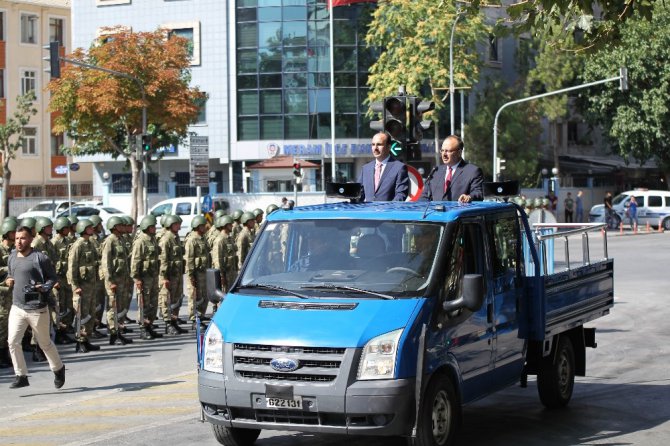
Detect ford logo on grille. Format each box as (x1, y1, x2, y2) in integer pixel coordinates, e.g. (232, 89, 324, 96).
(270, 357, 300, 372)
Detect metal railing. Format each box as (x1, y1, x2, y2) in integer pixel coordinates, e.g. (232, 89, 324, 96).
(533, 222, 608, 274)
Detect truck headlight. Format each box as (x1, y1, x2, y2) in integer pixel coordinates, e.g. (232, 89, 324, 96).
(357, 329, 403, 380)
(203, 323, 224, 373)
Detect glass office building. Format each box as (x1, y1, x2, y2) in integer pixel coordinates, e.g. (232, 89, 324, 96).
(235, 0, 377, 142)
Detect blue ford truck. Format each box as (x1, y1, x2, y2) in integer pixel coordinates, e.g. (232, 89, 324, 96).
(198, 196, 613, 446)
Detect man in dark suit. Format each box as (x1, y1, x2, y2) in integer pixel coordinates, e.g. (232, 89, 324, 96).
(420, 135, 484, 203)
(358, 132, 409, 202)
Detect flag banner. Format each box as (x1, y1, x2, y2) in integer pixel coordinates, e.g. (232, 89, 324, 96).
(329, 0, 376, 8)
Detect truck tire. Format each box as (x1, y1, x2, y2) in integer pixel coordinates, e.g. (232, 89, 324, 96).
(663, 217, 670, 231)
(415, 375, 460, 446)
(211, 425, 261, 446)
(537, 336, 575, 409)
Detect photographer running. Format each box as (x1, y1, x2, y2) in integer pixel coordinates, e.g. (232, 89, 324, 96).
(5, 225, 65, 389)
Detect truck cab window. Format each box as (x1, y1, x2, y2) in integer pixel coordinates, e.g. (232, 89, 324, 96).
(487, 215, 521, 278)
(442, 223, 484, 305)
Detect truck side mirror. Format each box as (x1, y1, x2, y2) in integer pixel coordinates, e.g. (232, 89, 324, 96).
(206, 268, 226, 304)
(443, 274, 484, 313)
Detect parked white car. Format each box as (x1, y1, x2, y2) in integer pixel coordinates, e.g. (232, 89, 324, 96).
(18, 200, 74, 219)
(56, 205, 125, 231)
(147, 196, 230, 236)
(589, 189, 670, 230)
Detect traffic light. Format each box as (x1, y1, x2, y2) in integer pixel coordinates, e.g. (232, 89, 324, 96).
(496, 157, 506, 173)
(408, 97, 435, 143)
(43, 41, 61, 78)
(369, 95, 408, 158)
(620, 67, 628, 91)
(141, 134, 152, 152)
(292, 162, 301, 177)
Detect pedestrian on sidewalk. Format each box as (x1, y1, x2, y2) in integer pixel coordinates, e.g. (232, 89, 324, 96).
(564, 192, 575, 223)
(5, 225, 65, 389)
(626, 196, 639, 232)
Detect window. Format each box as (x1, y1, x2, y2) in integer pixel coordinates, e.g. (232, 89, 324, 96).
(487, 34, 501, 64)
(20, 13, 38, 44)
(21, 127, 37, 156)
(164, 21, 201, 65)
(0, 12, 5, 40)
(0, 69, 5, 99)
(51, 133, 64, 156)
(175, 202, 192, 215)
(21, 69, 36, 96)
(111, 173, 158, 193)
(96, 0, 131, 5)
(194, 95, 207, 124)
(487, 215, 520, 280)
(49, 18, 64, 44)
(648, 196, 663, 207)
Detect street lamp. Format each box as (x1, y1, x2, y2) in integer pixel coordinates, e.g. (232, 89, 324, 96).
(449, 8, 465, 136)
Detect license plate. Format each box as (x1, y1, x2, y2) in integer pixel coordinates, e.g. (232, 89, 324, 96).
(266, 396, 303, 409)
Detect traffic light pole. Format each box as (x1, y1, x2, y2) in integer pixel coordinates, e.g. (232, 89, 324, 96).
(492, 70, 627, 181)
(55, 56, 149, 214)
(449, 9, 464, 136)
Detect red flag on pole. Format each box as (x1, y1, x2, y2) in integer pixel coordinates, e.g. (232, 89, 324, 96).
(329, 0, 376, 8)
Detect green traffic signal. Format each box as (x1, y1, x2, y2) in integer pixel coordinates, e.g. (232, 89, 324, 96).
(142, 134, 152, 152)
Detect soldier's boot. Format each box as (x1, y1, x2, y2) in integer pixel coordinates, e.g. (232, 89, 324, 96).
(140, 325, 155, 340)
(0, 347, 11, 368)
(172, 320, 188, 334)
(166, 321, 180, 335)
(120, 325, 134, 334)
(148, 324, 163, 339)
(61, 330, 76, 344)
(82, 340, 100, 351)
(32, 345, 47, 362)
(109, 331, 118, 345)
(75, 340, 86, 353)
(117, 331, 133, 345)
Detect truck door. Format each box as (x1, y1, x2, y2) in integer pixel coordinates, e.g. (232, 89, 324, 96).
(430, 220, 494, 403)
(485, 212, 526, 386)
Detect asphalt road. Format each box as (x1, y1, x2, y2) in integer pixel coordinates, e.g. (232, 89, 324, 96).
(1, 230, 669, 446)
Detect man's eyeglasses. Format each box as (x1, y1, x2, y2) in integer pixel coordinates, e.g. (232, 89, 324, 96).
(440, 149, 461, 154)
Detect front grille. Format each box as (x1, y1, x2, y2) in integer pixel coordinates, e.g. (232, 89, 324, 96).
(233, 343, 346, 383)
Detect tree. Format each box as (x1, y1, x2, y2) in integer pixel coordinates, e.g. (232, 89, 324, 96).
(0, 92, 37, 219)
(464, 78, 542, 187)
(581, 2, 670, 183)
(48, 28, 205, 219)
(365, 0, 489, 113)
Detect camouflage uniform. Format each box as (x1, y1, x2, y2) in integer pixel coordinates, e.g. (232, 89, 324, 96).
(184, 219, 210, 322)
(67, 221, 100, 351)
(100, 228, 131, 344)
(212, 229, 238, 293)
(130, 221, 161, 338)
(119, 220, 135, 323)
(158, 220, 187, 335)
(52, 229, 74, 336)
(236, 221, 254, 270)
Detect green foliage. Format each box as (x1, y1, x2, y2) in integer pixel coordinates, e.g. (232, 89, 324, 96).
(365, 0, 489, 113)
(464, 79, 542, 186)
(581, 2, 670, 175)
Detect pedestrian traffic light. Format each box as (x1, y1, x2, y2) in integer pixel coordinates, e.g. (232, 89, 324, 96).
(43, 41, 61, 79)
(619, 67, 628, 92)
(383, 96, 407, 142)
(292, 162, 301, 177)
(408, 97, 435, 143)
(496, 157, 506, 172)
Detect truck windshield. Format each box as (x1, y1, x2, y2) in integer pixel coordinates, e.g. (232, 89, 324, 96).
(239, 219, 443, 298)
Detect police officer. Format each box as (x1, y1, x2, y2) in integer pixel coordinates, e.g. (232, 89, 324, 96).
(52, 217, 75, 344)
(211, 216, 237, 293)
(184, 215, 210, 326)
(100, 216, 132, 345)
(158, 214, 187, 335)
(236, 212, 256, 269)
(130, 215, 162, 340)
(0, 219, 17, 368)
(67, 219, 101, 353)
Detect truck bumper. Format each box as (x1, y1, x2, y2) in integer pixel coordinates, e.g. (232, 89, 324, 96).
(198, 370, 415, 436)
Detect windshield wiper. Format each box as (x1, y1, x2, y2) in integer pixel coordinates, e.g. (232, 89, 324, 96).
(301, 284, 395, 300)
(237, 283, 309, 299)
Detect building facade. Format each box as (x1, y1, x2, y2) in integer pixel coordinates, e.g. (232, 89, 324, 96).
(0, 0, 92, 207)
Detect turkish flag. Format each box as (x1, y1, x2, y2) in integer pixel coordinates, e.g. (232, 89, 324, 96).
(329, 0, 376, 7)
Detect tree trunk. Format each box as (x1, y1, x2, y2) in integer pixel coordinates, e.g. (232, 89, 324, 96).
(130, 154, 143, 222)
(1, 163, 11, 220)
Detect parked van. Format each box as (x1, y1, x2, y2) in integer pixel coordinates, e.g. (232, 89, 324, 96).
(147, 196, 230, 236)
(589, 189, 670, 229)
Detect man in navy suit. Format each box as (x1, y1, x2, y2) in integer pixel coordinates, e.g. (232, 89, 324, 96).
(358, 132, 409, 202)
(420, 135, 484, 203)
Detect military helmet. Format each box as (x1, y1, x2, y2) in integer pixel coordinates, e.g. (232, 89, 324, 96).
(191, 215, 207, 229)
(0, 220, 17, 237)
(253, 208, 264, 217)
(122, 215, 134, 226)
(68, 215, 79, 226)
(164, 214, 182, 228)
(107, 216, 124, 231)
(240, 211, 255, 225)
(35, 217, 53, 234)
(88, 214, 102, 227)
(139, 215, 157, 232)
(214, 209, 227, 219)
(159, 213, 171, 228)
(214, 215, 233, 229)
(232, 210, 243, 221)
(75, 219, 94, 235)
(3, 216, 18, 225)
(54, 217, 71, 232)
(20, 217, 36, 230)
(266, 204, 279, 215)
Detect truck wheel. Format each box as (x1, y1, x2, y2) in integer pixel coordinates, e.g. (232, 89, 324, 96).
(663, 218, 670, 231)
(415, 375, 460, 446)
(211, 425, 261, 446)
(537, 336, 575, 409)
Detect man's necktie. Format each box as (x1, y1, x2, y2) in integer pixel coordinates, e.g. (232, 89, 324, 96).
(374, 162, 382, 191)
(444, 166, 452, 193)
